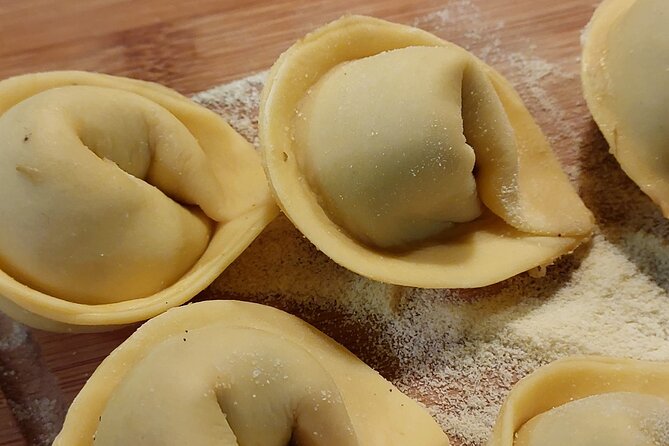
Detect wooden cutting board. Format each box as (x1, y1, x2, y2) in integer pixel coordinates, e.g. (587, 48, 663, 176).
(0, 1, 603, 445)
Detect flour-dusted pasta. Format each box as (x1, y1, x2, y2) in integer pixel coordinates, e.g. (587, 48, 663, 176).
(582, 0, 669, 216)
(260, 16, 593, 288)
(0, 71, 278, 331)
(54, 301, 450, 445)
(515, 393, 669, 446)
(489, 357, 669, 446)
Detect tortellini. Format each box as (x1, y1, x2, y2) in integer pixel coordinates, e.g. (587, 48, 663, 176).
(489, 356, 669, 446)
(53, 300, 450, 445)
(582, 0, 669, 216)
(0, 71, 277, 332)
(260, 16, 593, 288)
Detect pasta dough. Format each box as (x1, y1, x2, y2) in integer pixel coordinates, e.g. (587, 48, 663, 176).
(489, 356, 669, 446)
(295, 47, 482, 248)
(260, 16, 593, 288)
(0, 71, 278, 332)
(515, 393, 669, 446)
(582, 0, 669, 216)
(53, 300, 450, 445)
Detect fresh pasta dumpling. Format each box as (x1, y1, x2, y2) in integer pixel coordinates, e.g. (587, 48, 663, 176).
(489, 356, 669, 446)
(0, 71, 278, 332)
(582, 0, 669, 215)
(54, 300, 450, 445)
(515, 393, 669, 446)
(260, 16, 593, 288)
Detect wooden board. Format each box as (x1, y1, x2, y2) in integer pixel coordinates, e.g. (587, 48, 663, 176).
(0, 0, 627, 445)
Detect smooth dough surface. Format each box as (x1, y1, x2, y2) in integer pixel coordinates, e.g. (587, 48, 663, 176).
(296, 47, 482, 247)
(0, 71, 278, 331)
(489, 356, 669, 446)
(515, 392, 669, 446)
(261, 15, 593, 287)
(582, 0, 669, 215)
(54, 300, 450, 445)
(0, 86, 217, 304)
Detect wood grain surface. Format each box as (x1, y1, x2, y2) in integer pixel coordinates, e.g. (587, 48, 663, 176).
(0, 0, 599, 445)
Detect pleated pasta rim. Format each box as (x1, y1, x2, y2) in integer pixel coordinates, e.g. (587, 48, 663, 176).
(488, 355, 669, 445)
(0, 71, 279, 331)
(260, 15, 591, 289)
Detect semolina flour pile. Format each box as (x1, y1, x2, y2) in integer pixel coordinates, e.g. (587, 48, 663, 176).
(194, 2, 669, 445)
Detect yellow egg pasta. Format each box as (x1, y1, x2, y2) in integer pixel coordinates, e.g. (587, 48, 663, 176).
(0, 71, 278, 331)
(582, 0, 669, 216)
(489, 356, 669, 446)
(260, 16, 593, 288)
(54, 301, 450, 445)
